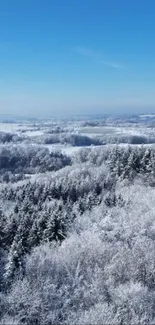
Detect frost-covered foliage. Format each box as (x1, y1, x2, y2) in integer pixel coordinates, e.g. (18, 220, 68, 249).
(36, 132, 103, 146)
(1, 144, 155, 324)
(35, 131, 155, 146)
(0, 132, 25, 143)
(75, 145, 155, 180)
(0, 146, 71, 175)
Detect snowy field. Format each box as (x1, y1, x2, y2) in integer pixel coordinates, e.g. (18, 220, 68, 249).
(80, 125, 155, 138)
(0, 117, 155, 157)
(0, 123, 43, 136)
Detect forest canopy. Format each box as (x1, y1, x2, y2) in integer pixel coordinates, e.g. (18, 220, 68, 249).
(0, 141, 155, 324)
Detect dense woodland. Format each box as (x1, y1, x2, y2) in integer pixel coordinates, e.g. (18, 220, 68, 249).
(1, 141, 155, 324)
(2, 128, 155, 146)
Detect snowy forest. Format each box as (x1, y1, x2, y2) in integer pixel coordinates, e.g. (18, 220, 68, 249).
(1, 117, 155, 324)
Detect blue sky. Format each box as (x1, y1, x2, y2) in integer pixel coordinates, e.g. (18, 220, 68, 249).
(0, 0, 155, 117)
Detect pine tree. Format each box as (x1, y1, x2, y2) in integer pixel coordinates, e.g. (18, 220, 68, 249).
(0, 209, 6, 248)
(5, 235, 25, 283)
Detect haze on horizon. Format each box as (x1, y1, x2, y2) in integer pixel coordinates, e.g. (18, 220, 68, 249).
(0, 0, 155, 117)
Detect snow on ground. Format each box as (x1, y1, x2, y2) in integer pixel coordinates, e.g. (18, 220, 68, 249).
(80, 125, 155, 138)
(0, 123, 45, 137)
(43, 144, 97, 155)
(44, 143, 155, 156)
(1, 121, 155, 157)
(0, 123, 41, 135)
(0, 123, 23, 134)
(139, 114, 155, 118)
(80, 126, 116, 135)
(23, 130, 44, 137)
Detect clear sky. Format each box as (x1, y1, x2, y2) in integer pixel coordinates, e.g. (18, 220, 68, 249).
(0, 0, 155, 117)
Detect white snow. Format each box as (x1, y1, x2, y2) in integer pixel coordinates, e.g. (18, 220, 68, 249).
(139, 114, 155, 118)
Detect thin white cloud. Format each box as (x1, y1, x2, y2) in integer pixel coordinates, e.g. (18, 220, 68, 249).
(99, 60, 124, 69)
(75, 46, 100, 58)
(75, 46, 124, 69)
